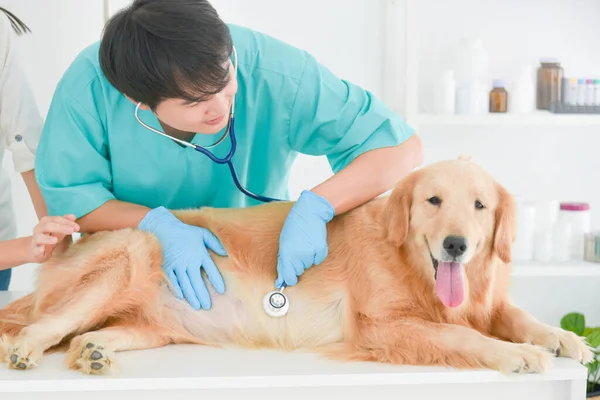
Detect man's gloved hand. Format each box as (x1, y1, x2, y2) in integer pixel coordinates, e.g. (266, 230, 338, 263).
(275, 190, 335, 288)
(138, 206, 227, 310)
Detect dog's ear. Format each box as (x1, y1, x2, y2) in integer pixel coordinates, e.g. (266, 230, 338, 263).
(382, 173, 416, 247)
(492, 183, 517, 263)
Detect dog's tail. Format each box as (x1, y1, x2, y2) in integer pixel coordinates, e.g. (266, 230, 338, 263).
(0, 292, 35, 336)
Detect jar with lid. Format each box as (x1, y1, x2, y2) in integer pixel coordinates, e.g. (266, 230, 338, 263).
(536, 58, 563, 110)
(489, 79, 507, 113)
(558, 202, 591, 259)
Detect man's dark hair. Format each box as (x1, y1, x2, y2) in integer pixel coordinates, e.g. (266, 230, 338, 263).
(0, 7, 31, 35)
(99, 0, 233, 110)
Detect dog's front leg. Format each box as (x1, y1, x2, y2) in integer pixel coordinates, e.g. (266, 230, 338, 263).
(490, 302, 594, 364)
(342, 318, 554, 374)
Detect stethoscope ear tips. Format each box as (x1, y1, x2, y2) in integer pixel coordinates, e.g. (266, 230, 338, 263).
(263, 285, 290, 317)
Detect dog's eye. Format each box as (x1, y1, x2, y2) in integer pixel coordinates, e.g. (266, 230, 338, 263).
(428, 196, 442, 206)
(475, 200, 485, 209)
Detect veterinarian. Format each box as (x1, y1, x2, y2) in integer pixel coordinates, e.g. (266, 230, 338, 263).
(0, 9, 79, 289)
(34, 0, 423, 310)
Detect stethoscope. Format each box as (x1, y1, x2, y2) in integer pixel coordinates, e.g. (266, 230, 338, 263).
(262, 285, 290, 318)
(133, 45, 290, 317)
(134, 46, 282, 204)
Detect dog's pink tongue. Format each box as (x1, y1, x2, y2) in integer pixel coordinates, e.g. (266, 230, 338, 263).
(435, 262, 465, 308)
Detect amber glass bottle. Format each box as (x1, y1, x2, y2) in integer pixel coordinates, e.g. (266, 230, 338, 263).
(536, 59, 563, 110)
(489, 79, 508, 113)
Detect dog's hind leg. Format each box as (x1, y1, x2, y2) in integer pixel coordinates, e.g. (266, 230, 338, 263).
(5, 240, 165, 371)
(64, 322, 172, 375)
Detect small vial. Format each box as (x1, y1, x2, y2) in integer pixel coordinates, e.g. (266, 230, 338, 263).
(577, 78, 587, 106)
(568, 78, 578, 105)
(586, 79, 595, 106)
(594, 79, 600, 106)
(489, 79, 508, 113)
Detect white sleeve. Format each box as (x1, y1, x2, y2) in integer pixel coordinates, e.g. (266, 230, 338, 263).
(0, 13, 43, 173)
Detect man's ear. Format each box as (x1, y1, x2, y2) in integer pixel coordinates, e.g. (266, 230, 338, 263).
(125, 95, 150, 110)
(492, 183, 517, 263)
(381, 173, 416, 247)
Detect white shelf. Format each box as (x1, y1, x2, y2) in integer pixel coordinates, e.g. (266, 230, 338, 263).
(415, 112, 600, 127)
(512, 260, 600, 277)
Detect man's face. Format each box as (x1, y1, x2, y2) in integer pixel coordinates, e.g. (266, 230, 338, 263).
(150, 59, 238, 135)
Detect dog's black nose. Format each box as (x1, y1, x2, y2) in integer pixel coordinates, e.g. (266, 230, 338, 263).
(443, 236, 468, 258)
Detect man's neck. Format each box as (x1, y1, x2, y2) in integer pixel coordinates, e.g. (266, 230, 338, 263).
(158, 121, 196, 144)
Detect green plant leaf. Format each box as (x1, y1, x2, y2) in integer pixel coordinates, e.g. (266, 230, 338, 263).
(584, 327, 595, 336)
(588, 359, 599, 385)
(560, 312, 585, 335)
(585, 328, 600, 349)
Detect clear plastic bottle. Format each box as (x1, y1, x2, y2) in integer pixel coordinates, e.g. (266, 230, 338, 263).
(489, 79, 507, 113)
(536, 59, 563, 110)
(434, 69, 456, 115)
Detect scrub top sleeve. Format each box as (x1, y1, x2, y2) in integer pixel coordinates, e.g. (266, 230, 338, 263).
(288, 53, 415, 174)
(35, 89, 116, 219)
(0, 14, 43, 173)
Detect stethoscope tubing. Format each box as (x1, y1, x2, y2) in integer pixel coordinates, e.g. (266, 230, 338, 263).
(132, 45, 282, 204)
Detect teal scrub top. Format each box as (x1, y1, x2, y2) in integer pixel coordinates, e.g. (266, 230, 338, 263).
(35, 24, 415, 219)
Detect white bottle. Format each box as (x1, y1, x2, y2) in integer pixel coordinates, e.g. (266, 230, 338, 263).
(434, 70, 456, 115)
(453, 38, 488, 115)
(558, 202, 591, 259)
(552, 219, 572, 262)
(510, 66, 536, 113)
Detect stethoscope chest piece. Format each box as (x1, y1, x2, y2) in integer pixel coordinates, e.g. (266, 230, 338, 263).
(263, 286, 289, 317)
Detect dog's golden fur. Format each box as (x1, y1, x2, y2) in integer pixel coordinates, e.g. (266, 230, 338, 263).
(0, 157, 593, 374)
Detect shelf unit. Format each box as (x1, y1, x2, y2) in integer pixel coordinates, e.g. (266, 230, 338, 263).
(384, 0, 600, 130)
(416, 112, 600, 127)
(512, 260, 600, 277)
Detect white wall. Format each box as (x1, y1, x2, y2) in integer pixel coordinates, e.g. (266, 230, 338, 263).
(2, 0, 599, 326)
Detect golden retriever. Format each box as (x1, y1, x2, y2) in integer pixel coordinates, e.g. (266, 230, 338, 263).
(0, 157, 593, 375)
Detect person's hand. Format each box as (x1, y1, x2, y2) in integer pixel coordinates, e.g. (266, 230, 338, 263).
(138, 206, 227, 310)
(275, 190, 335, 288)
(29, 214, 80, 263)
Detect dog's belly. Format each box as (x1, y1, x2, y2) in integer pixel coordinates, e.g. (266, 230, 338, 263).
(159, 274, 348, 350)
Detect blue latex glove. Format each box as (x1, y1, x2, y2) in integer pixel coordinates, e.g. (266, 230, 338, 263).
(275, 190, 335, 288)
(138, 206, 227, 310)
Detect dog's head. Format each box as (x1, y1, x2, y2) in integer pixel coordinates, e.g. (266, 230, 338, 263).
(382, 156, 516, 308)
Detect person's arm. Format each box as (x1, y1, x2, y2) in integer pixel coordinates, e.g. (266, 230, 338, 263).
(21, 170, 47, 219)
(275, 51, 422, 288)
(0, 215, 79, 270)
(33, 72, 150, 233)
(311, 134, 423, 215)
(76, 199, 150, 233)
(288, 53, 422, 206)
(0, 237, 30, 270)
(33, 59, 224, 311)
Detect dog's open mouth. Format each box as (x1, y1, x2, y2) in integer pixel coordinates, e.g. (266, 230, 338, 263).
(429, 249, 465, 308)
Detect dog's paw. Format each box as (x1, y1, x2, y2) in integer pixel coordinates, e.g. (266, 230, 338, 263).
(6, 337, 43, 370)
(488, 342, 554, 374)
(67, 340, 114, 375)
(528, 327, 595, 364)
